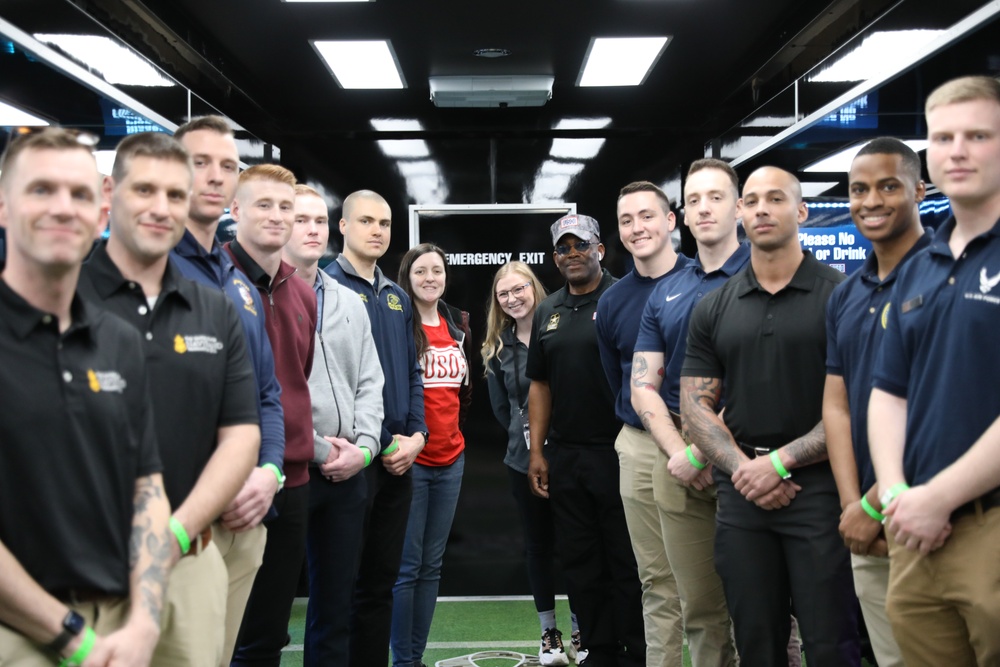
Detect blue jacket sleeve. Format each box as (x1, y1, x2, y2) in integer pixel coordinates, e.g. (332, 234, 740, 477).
(253, 292, 286, 469)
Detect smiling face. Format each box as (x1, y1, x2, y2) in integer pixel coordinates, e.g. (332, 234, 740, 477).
(848, 152, 925, 245)
(408, 250, 446, 307)
(284, 193, 329, 268)
(553, 233, 604, 289)
(616, 189, 675, 260)
(108, 155, 191, 263)
(740, 167, 807, 252)
(926, 98, 1000, 208)
(231, 177, 295, 253)
(495, 271, 536, 323)
(683, 167, 742, 248)
(178, 128, 239, 225)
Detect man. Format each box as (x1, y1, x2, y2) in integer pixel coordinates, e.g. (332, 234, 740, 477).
(283, 184, 385, 666)
(226, 164, 317, 666)
(823, 138, 929, 667)
(680, 167, 859, 666)
(594, 183, 685, 667)
(77, 132, 261, 666)
(169, 116, 285, 666)
(0, 128, 170, 666)
(527, 214, 645, 667)
(324, 190, 427, 667)
(869, 75, 1000, 667)
(631, 159, 748, 667)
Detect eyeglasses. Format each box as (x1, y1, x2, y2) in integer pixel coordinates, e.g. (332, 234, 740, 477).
(497, 282, 531, 302)
(554, 240, 598, 256)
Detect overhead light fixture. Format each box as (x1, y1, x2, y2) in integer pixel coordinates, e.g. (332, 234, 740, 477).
(370, 119, 429, 158)
(804, 139, 928, 173)
(549, 118, 611, 160)
(312, 40, 405, 89)
(473, 48, 511, 58)
(429, 76, 553, 108)
(0, 99, 49, 126)
(33, 34, 174, 87)
(577, 37, 669, 87)
(807, 30, 944, 83)
(554, 118, 612, 131)
(371, 118, 422, 132)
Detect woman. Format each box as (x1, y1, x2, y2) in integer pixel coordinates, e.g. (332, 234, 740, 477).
(482, 261, 584, 666)
(390, 243, 472, 667)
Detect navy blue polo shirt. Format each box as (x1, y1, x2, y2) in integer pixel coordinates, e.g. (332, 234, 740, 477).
(826, 231, 931, 492)
(873, 216, 1000, 486)
(596, 255, 688, 428)
(635, 243, 750, 413)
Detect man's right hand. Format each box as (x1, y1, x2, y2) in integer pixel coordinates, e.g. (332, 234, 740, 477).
(839, 499, 883, 555)
(528, 454, 549, 499)
(220, 467, 279, 532)
(752, 479, 802, 510)
(667, 446, 715, 490)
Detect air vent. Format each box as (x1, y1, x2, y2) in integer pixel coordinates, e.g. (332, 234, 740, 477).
(429, 76, 554, 108)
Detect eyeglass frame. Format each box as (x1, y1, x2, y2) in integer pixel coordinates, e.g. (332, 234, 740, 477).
(496, 282, 532, 302)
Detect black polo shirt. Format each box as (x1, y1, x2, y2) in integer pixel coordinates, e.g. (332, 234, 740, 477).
(79, 243, 259, 508)
(0, 279, 160, 596)
(682, 252, 845, 450)
(526, 269, 620, 446)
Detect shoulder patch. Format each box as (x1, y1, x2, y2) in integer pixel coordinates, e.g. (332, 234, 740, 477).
(546, 313, 560, 331)
(232, 278, 258, 316)
(387, 293, 403, 312)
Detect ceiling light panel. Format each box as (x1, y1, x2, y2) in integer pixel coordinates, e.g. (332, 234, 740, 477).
(33, 34, 175, 87)
(804, 139, 928, 173)
(577, 37, 670, 87)
(0, 100, 49, 126)
(550, 138, 605, 160)
(312, 40, 405, 89)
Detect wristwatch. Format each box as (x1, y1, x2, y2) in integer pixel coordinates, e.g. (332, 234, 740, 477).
(48, 609, 86, 654)
(417, 430, 430, 445)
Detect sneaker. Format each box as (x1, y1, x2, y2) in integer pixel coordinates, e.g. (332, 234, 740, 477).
(566, 630, 588, 664)
(539, 627, 570, 666)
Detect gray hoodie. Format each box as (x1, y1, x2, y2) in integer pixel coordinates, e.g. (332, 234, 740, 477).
(309, 271, 385, 463)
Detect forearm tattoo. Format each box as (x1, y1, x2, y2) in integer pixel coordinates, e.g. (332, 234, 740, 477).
(680, 376, 741, 475)
(782, 420, 828, 468)
(130, 476, 171, 625)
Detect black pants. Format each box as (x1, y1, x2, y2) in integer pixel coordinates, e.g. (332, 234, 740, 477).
(547, 443, 645, 667)
(304, 469, 368, 667)
(231, 483, 310, 667)
(349, 462, 413, 667)
(508, 466, 558, 614)
(713, 461, 860, 667)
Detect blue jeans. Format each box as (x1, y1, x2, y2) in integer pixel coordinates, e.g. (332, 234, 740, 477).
(390, 453, 465, 667)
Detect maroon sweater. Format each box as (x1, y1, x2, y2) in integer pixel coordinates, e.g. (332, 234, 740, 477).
(226, 240, 316, 488)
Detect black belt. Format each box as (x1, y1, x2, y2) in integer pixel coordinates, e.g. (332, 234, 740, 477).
(952, 487, 1000, 520)
(52, 588, 114, 604)
(737, 441, 772, 458)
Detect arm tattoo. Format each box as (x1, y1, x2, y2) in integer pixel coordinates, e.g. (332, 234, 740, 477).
(680, 376, 741, 476)
(782, 421, 828, 468)
(130, 476, 171, 625)
(631, 353, 661, 391)
(638, 409, 654, 431)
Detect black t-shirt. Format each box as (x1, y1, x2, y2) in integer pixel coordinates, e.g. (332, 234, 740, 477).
(0, 279, 161, 595)
(682, 252, 845, 449)
(78, 244, 259, 509)
(526, 270, 619, 446)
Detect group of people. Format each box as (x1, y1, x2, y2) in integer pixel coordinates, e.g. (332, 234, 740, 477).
(0, 72, 997, 667)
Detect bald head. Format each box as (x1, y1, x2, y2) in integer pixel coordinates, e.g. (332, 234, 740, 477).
(744, 167, 802, 203)
(342, 189, 390, 222)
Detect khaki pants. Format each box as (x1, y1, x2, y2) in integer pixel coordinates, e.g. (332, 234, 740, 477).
(215, 522, 267, 667)
(151, 540, 228, 667)
(850, 553, 903, 667)
(614, 425, 683, 667)
(0, 597, 129, 667)
(887, 504, 1000, 667)
(653, 447, 737, 667)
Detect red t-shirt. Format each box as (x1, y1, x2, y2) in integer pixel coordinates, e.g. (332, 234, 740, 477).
(417, 317, 467, 466)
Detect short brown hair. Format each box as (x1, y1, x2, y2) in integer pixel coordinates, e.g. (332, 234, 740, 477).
(926, 76, 1000, 114)
(687, 158, 739, 196)
(0, 127, 96, 187)
(618, 181, 671, 214)
(111, 132, 191, 183)
(238, 163, 296, 189)
(174, 115, 234, 143)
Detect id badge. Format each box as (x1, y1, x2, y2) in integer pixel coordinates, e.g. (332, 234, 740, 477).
(519, 407, 546, 449)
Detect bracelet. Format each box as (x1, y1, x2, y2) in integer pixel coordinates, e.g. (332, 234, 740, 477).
(685, 445, 707, 470)
(261, 463, 285, 492)
(361, 447, 373, 468)
(169, 516, 191, 555)
(860, 495, 886, 522)
(59, 626, 95, 667)
(879, 482, 910, 509)
(769, 450, 792, 480)
(382, 437, 399, 456)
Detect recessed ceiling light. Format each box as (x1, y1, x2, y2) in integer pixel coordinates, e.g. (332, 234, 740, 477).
(577, 37, 669, 87)
(473, 48, 511, 58)
(807, 30, 944, 83)
(804, 139, 928, 173)
(0, 99, 49, 126)
(33, 34, 175, 87)
(312, 40, 405, 89)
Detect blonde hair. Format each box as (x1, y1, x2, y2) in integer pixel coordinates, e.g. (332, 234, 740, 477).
(295, 183, 322, 198)
(481, 261, 547, 375)
(926, 75, 1000, 114)
(238, 163, 296, 189)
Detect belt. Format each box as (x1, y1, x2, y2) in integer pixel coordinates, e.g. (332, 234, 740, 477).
(183, 525, 213, 558)
(952, 487, 1000, 520)
(737, 441, 772, 458)
(669, 412, 682, 432)
(52, 588, 113, 604)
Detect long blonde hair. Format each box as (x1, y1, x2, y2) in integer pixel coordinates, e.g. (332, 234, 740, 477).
(481, 261, 547, 375)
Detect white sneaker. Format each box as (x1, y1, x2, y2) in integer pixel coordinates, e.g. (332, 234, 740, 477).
(539, 627, 570, 666)
(566, 630, 588, 664)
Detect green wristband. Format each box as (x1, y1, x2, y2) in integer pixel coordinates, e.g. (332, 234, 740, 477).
(769, 450, 792, 479)
(860, 495, 886, 523)
(261, 462, 285, 491)
(361, 447, 373, 468)
(382, 437, 399, 456)
(880, 482, 910, 509)
(59, 626, 95, 667)
(169, 516, 191, 555)
(685, 445, 707, 470)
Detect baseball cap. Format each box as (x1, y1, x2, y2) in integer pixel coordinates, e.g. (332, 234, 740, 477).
(550, 214, 601, 246)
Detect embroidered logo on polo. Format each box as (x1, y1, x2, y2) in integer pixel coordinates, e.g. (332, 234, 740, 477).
(387, 293, 403, 312)
(546, 313, 560, 331)
(962, 265, 1000, 306)
(232, 279, 258, 316)
(881, 302, 891, 330)
(173, 334, 224, 354)
(979, 267, 1000, 294)
(358, 292, 368, 303)
(87, 369, 127, 393)
(665, 293, 682, 302)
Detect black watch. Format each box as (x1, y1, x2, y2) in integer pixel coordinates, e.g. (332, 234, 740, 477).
(417, 430, 429, 445)
(48, 609, 86, 654)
